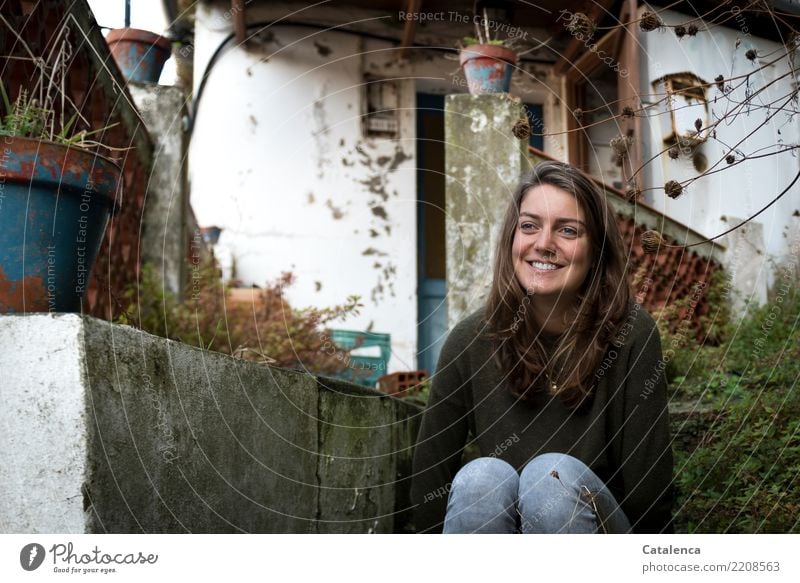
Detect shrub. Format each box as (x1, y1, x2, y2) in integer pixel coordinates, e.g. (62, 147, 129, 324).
(117, 257, 364, 376)
(671, 262, 800, 532)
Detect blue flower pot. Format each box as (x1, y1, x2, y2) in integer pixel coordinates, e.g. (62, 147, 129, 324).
(0, 137, 120, 313)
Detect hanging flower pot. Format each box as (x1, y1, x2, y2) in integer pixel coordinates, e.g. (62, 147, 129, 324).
(0, 137, 120, 313)
(106, 28, 171, 83)
(459, 44, 517, 95)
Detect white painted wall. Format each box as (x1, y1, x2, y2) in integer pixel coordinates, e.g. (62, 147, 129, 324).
(0, 314, 88, 533)
(189, 2, 566, 372)
(638, 8, 800, 275)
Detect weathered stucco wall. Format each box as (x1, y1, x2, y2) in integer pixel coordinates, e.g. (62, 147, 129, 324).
(0, 314, 421, 533)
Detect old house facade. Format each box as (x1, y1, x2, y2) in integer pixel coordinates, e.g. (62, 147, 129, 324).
(178, 0, 800, 375)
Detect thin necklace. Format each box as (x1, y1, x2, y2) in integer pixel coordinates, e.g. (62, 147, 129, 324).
(538, 335, 561, 392)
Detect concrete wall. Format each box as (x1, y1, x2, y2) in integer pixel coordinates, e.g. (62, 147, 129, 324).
(0, 314, 421, 534)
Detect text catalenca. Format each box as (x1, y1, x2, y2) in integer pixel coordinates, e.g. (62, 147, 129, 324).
(642, 545, 700, 555)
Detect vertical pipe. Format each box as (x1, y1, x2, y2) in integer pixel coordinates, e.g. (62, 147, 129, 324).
(124, 0, 131, 28)
(233, 0, 246, 45)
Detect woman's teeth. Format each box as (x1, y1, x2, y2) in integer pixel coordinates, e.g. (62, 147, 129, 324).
(530, 261, 560, 270)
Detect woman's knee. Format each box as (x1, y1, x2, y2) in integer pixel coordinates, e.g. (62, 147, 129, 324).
(451, 457, 519, 494)
(517, 453, 628, 533)
(520, 452, 591, 485)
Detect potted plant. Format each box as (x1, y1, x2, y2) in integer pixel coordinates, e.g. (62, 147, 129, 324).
(0, 85, 121, 314)
(105, 28, 172, 83)
(459, 9, 519, 94)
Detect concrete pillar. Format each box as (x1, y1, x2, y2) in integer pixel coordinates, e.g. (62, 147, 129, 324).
(128, 83, 190, 298)
(444, 94, 529, 328)
(722, 217, 769, 314)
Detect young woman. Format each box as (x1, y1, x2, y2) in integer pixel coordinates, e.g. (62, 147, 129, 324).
(410, 161, 674, 534)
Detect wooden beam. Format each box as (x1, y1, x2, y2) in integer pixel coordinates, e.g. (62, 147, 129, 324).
(399, 0, 422, 60)
(617, 0, 643, 192)
(554, 0, 615, 75)
(568, 26, 623, 79)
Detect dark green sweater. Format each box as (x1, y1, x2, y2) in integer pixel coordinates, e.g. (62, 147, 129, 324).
(410, 302, 674, 533)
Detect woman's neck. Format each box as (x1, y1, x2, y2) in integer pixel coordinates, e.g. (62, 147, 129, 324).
(530, 297, 577, 334)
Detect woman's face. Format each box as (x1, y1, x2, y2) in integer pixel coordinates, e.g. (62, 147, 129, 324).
(511, 183, 592, 302)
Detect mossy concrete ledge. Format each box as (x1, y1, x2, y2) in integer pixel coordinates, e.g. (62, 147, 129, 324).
(0, 314, 422, 533)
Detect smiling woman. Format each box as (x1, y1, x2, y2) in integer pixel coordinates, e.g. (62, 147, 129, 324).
(410, 161, 674, 534)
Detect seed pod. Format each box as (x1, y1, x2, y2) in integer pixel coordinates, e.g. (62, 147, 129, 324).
(746, 48, 757, 61)
(726, 153, 735, 164)
(665, 180, 683, 199)
(641, 230, 666, 255)
(625, 186, 642, 202)
(512, 117, 531, 140)
(622, 106, 635, 118)
(674, 25, 686, 38)
(610, 135, 631, 156)
(668, 146, 680, 159)
(687, 24, 699, 36)
(694, 118, 702, 132)
(567, 12, 596, 40)
(639, 11, 662, 32)
(715, 74, 725, 91)
(573, 107, 583, 121)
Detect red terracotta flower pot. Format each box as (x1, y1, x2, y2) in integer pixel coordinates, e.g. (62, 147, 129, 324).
(106, 28, 171, 83)
(459, 44, 517, 94)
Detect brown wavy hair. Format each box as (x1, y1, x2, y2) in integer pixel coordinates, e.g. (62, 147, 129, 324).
(484, 161, 630, 409)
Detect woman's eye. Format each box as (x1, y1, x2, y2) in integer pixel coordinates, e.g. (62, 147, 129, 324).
(561, 226, 578, 236)
(520, 222, 537, 232)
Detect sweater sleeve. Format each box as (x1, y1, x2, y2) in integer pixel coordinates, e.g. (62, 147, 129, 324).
(619, 312, 675, 533)
(409, 323, 471, 533)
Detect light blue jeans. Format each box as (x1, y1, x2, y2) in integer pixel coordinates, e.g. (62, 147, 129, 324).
(443, 454, 631, 533)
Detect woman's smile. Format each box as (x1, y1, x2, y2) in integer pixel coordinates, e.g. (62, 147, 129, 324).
(526, 260, 563, 272)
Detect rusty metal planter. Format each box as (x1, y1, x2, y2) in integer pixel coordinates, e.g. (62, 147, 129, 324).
(459, 44, 517, 94)
(106, 28, 171, 83)
(0, 137, 120, 313)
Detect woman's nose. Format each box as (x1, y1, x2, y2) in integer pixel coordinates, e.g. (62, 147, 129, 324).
(534, 228, 555, 252)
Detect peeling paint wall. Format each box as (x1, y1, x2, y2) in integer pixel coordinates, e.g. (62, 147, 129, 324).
(639, 8, 800, 290)
(191, 4, 418, 371)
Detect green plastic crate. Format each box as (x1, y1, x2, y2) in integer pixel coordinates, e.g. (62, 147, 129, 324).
(329, 329, 391, 387)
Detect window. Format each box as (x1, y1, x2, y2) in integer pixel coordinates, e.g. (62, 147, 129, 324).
(363, 75, 399, 138)
(652, 72, 710, 145)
